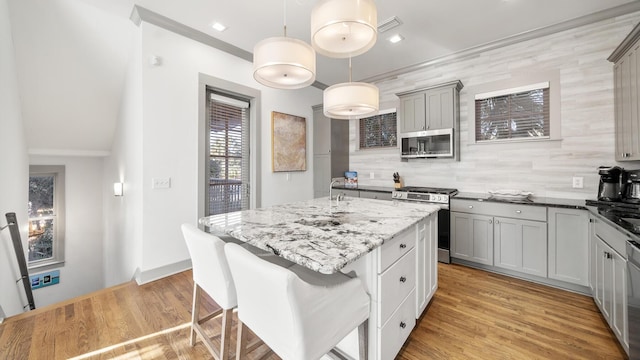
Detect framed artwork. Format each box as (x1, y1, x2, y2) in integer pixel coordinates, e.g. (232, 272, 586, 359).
(271, 111, 306, 172)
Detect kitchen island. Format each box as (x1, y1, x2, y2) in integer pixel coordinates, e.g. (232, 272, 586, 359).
(199, 197, 440, 360)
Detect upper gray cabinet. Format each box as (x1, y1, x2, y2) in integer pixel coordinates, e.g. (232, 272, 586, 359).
(397, 80, 463, 134)
(609, 22, 640, 161)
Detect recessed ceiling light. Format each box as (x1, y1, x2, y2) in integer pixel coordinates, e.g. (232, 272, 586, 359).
(389, 34, 404, 44)
(211, 22, 227, 32)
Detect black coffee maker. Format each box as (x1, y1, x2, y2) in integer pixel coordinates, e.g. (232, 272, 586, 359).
(598, 166, 624, 201)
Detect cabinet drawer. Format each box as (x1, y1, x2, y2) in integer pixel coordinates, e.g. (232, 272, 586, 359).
(379, 226, 415, 273)
(378, 289, 416, 360)
(451, 199, 546, 222)
(595, 218, 629, 256)
(378, 248, 416, 324)
(359, 191, 392, 201)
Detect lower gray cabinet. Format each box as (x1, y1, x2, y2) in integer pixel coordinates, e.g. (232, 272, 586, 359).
(548, 208, 589, 286)
(494, 217, 547, 277)
(451, 212, 494, 266)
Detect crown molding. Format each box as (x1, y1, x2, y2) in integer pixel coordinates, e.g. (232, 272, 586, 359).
(362, 2, 640, 84)
(28, 149, 110, 157)
(130, 6, 329, 91)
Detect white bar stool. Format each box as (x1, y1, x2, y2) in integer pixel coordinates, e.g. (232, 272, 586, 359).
(181, 223, 237, 360)
(224, 242, 371, 360)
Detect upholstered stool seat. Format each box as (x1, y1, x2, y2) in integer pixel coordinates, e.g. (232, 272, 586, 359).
(224, 242, 370, 360)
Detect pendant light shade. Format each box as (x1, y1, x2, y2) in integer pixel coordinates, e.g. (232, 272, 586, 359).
(253, 37, 316, 89)
(323, 82, 379, 119)
(311, 0, 377, 58)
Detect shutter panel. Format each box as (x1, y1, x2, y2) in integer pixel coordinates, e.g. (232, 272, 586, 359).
(207, 90, 250, 215)
(475, 87, 550, 142)
(359, 112, 398, 149)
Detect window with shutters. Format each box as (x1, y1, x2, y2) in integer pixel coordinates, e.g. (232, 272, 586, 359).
(358, 110, 398, 149)
(475, 82, 550, 142)
(28, 165, 65, 270)
(206, 90, 250, 215)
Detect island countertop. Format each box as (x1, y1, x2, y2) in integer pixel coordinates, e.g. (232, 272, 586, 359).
(199, 197, 440, 274)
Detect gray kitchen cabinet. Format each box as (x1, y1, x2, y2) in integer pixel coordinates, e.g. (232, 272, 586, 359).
(397, 80, 463, 134)
(548, 208, 589, 286)
(312, 105, 349, 198)
(451, 212, 494, 266)
(334, 188, 360, 198)
(494, 216, 547, 277)
(593, 217, 629, 353)
(359, 191, 393, 201)
(609, 22, 640, 161)
(415, 213, 437, 318)
(589, 213, 597, 294)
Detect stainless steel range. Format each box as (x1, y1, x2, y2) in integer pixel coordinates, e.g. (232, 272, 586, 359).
(392, 186, 458, 263)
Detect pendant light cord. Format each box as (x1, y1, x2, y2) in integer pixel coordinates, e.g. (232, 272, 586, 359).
(283, 0, 287, 37)
(349, 57, 352, 83)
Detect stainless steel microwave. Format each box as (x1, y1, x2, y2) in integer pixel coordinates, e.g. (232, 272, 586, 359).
(401, 128, 454, 158)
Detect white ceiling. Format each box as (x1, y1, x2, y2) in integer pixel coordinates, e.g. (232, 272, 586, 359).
(7, 0, 640, 153)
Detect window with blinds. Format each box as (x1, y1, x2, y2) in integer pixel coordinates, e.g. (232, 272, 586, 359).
(206, 90, 250, 215)
(475, 83, 550, 142)
(359, 111, 398, 149)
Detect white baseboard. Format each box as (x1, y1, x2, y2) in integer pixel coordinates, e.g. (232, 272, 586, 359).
(134, 259, 192, 285)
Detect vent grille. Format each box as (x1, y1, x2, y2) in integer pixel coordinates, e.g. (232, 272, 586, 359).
(378, 16, 402, 33)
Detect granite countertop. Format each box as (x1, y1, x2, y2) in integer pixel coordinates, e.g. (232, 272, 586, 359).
(584, 200, 640, 241)
(331, 184, 395, 193)
(199, 197, 439, 274)
(454, 192, 587, 209)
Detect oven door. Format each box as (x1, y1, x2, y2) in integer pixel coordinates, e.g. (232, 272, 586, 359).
(437, 208, 451, 263)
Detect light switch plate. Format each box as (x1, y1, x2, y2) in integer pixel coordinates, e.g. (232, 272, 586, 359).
(369, 172, 375, 179)
(152, 177, 171, 189)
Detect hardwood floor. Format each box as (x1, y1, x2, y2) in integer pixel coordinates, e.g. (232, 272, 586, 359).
(0, 264, 627, 359)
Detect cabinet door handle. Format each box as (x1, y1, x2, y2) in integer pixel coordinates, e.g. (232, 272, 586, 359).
(468, 205, 473, 209)
(489, 219, 493, 224)
(515, 210, 522, 214)
(400, 276, 407, 283)
(495, 220, 500, 224)
(400, 322, 406, 329)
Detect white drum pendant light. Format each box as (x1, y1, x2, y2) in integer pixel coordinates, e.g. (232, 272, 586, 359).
(253, 37, 315, 89)
(253, 1, 316, 89)
(311, 0, 377, 58)
(324, 58, 379, 119)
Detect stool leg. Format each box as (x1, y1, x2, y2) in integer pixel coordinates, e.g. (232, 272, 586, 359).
(236, 319, 247, 360)
(220, 308, 233, 360)
(191, 284, 201, 346)
(358, 319, 368, 360)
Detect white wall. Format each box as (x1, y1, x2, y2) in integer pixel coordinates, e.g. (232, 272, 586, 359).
(29, 155, 105, 307)
(351, 12, 640, 200)
(104, 21, 322, 285)
(103, 26, 143, 287)
(0, 0, 29, 317)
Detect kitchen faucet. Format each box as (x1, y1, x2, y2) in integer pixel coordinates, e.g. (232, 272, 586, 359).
(329, 178, 344, 205)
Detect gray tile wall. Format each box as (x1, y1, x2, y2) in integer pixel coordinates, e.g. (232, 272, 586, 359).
(349, 12, 640, 200)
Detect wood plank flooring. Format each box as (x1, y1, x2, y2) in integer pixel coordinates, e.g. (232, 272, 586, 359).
(0, 264, 627, 359)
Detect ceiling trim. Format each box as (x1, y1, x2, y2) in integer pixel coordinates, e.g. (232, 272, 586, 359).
(129, 6, 329, 90)
(130, 5, 252, 62)
(362, 2, 640, 84)
(28, 149, 111, 157)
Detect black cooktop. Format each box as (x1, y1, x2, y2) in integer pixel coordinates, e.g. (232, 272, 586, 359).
(396, 186, 458, 195)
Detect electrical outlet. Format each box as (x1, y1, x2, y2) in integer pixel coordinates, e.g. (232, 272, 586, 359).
(572, 176, 584, 189)
(369, 172, 375, 179)
(152, 177, 171, 189)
